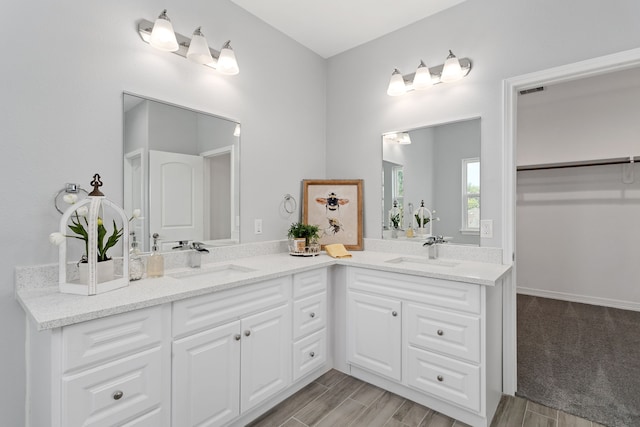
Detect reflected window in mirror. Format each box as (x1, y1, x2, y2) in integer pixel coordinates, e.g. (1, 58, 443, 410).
(382, 118, 480, 246)
(123, 93, 241, 252)
(462, 158, 480, 234)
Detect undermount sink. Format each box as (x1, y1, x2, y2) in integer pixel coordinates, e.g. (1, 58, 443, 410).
(385, 256, 460, 268)
(170, 264, 257, 280)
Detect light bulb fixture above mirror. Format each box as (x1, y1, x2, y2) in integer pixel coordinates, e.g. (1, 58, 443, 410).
(138, 10, 239, 75)
(386, 50, 471, 96)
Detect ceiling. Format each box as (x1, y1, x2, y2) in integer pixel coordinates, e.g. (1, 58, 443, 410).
(229, 0, 469, 58)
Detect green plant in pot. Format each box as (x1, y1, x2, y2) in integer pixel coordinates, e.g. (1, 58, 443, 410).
(287, 222, 320, 246)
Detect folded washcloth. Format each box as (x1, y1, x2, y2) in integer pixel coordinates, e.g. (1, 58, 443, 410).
(324, 243, 352, 258)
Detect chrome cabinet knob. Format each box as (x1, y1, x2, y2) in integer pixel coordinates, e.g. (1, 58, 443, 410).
(437, 375, 444, 382)
(112, 390, 124, 400)
(234, 334, 241, 341)
(437, 329, 444, 336)
(244, 330, 251, 337)
(310, 312, 316, 318)
(310, 351, 315, 358)
(392, 311, 398, 317)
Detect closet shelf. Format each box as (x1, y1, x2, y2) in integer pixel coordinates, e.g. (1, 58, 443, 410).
(517, 155, 639, 171)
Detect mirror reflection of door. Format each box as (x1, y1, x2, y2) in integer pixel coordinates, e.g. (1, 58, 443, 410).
(149, 151, 204, 251)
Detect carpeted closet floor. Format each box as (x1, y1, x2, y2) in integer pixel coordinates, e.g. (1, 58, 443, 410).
(517, 294, 640, 427)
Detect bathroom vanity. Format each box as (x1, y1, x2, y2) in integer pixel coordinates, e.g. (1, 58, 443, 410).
(17, 242, 510, 427)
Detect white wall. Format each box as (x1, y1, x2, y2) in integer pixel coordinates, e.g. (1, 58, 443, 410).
(517, 165, 640, 307)
(1, 1, 325, 424)
(517, 67, 640, 166)
(325, 0, 640, 249)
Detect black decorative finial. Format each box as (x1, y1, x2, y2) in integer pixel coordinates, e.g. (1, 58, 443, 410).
(88, 173, 104, 197)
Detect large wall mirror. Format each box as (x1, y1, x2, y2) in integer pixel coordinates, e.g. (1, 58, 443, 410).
(123, 93, 240, 252)
(382, 118, 480, 246)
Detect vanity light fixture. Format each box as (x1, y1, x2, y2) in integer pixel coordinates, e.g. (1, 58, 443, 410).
(233, 124, 241, 137)
(139, 10, 240, 75)
(149, 10, 179, 52)
(383, 132, 411, 144)
(387, 50, 471, 96)
(186, 27, 214, 64)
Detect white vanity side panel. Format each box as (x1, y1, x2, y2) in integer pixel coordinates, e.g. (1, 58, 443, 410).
(348, 267, 481, 314)
(485, 280, 504, 423)
(172, 277, 291, 339)
(26, 321, 55, 427)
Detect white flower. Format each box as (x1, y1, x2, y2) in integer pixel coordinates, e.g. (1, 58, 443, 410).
(132, 209, 141, 219)
(76, 206, 88, 217)
(63, 194, 78, 204)
(49, 232, 66, 246)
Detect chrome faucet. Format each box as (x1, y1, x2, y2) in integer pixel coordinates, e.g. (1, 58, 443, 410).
(189, 242, 210, 268)
(172, 240, 190, 250)
(423, 235, 445, 259)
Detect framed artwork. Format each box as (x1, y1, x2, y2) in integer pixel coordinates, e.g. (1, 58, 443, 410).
(303, 179, 363, 250)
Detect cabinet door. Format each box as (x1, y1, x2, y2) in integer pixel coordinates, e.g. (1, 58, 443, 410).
(240, 304, 292, 412)
(347, 290, 402, 381)
(172, 321, 240, 427)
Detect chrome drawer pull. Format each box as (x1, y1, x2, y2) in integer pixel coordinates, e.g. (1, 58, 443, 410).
(437, 375, 444, 382)
(244, 330, 251, 337)
(392, 311, 398, 317)
(310, 351, 315, 358)
(437, 329, 444, 336)
(310, 312, 316, 318)
(234, 334, 241, 341)
(112, 390, 124, 400)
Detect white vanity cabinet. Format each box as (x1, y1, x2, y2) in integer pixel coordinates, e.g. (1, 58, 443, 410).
(171, 276, 293, 427)
(292, 269, 328, 381)
(26, 305, 171, 427)
(345, 267, 503, 427)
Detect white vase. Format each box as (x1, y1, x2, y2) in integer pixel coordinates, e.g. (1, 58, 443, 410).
(78, 259, 115, 284)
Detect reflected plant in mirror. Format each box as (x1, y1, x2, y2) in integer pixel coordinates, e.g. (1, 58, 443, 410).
(382, 118, 481, 245)
(123, 93, 240, 252)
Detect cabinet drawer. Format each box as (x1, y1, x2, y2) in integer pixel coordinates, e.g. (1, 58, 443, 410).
(293, 292, 327, 340)
(407, 346, 480, 413)
(62, 305, 165, 373)
(406, 303, 480, 363)
(62, 347, 164, 427)
(293, 329, 327, 381)
(173, 277, 291, 338)
(293, 269, 327, 299)
(348, 267, 480, 314)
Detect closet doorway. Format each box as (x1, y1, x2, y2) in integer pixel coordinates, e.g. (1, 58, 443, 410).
(503, 51, 640, 426)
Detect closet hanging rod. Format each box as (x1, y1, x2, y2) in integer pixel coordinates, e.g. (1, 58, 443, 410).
(517, 156, 638, 171)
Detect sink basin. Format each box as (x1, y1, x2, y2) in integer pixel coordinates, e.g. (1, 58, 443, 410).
(385, 256, 459, 268)
(170, 264, 257, 280)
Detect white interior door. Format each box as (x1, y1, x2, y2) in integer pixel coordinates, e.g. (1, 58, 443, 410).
(149, 150, 204, 250)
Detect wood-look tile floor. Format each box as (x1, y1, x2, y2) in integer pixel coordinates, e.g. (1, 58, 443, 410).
(248, 370, 606, 427)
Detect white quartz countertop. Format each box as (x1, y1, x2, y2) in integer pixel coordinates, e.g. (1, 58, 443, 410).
(16, 250, 511, 331)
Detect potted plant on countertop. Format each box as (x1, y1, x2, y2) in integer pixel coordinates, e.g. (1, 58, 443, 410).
(287, 222, 320, 256)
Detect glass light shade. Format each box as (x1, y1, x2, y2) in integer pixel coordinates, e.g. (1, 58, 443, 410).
(149, 10, 179, 52)
(398, 132, 411, 144)
(187, 28, 214, 64)
(412, 60, 432, 90)
(233, 124, 241, 137)
(217, 41, 239, 75)
(440, 50, 463, 83)
(387, 69, 407, 96)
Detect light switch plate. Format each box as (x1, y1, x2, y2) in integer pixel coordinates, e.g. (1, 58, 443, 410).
(254, 219, 263, 234)
(480, 219, 493, 238)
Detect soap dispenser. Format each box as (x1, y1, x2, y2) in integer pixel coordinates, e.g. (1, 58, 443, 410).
(129, 232, 144, 281)
(147, 233, 164, 278)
